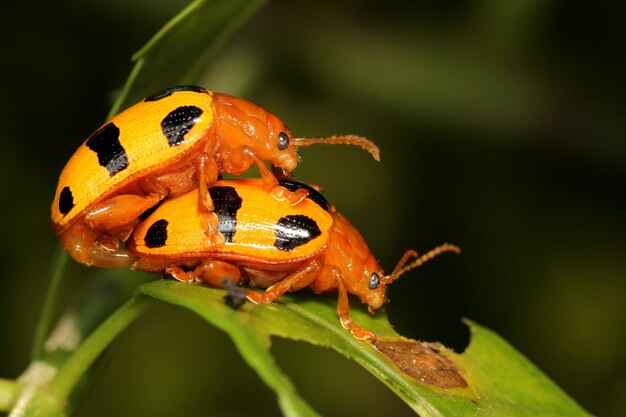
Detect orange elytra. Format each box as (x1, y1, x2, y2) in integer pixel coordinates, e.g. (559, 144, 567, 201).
(51, 86, 379, 268)
(128, 179, 459, 341)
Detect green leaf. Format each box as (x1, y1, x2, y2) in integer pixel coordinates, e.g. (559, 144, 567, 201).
(139, 280, 591, 417)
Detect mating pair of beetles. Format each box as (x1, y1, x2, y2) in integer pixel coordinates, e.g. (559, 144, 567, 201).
(51, 85, 459, 342)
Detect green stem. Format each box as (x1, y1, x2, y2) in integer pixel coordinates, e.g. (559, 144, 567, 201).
(132, 0, 205, 61)
(47, 296, 157, 401)
(31, 245, 69, 361)
(0, 378, 18, 412)
(107, 58, 144, 119)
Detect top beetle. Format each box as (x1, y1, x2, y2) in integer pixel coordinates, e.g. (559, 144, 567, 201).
(51, 86, 378, 268)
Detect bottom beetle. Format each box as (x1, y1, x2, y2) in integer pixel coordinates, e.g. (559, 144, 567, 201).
(128, 179, 459, 341)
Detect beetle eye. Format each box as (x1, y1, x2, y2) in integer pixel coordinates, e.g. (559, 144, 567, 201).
(368, 272, 380, 290)
(278, 132, 290, 150)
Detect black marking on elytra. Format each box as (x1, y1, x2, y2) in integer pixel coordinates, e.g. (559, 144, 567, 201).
(274, 215, 321, 251)
(279, 180, 331, 212)
(161, 106, 203, 147)
(138, 199, 164, 221)
(209, 186, 242, 243)
(58, 186, 75, 216)
(144, 85, 209, 102)
(85, 123, 129, 176)
(144, 219, 169, 248)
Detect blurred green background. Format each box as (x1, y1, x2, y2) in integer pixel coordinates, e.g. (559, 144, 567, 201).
(1, 0, 624, 416)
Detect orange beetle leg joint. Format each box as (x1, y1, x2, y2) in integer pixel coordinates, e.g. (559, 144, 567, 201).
(60, 222, 137, 269)
(250, 152, 279, 190)
(339, 316, 376, 342)
(197, 154, 218, 213)
(194, 260, 242, 287)
(246, 261, 321, 304)
(166, 266, 196, 282)
(249, 150, 309, 205)
(196, 154, 227, 247)
(333, 268, 377, 342)
(200, 211, 225, 247)
(286, 187, 309, 206)
(269, 185, 309, 206)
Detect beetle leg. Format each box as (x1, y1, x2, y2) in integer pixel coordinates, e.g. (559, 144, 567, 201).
(249, 153, 309, 206)
(166, 266, 196, 282)
(192, 260, 246, 308)
(198, 154, 218, 211)
(60, 221, 137, 268)
(245, 261, 321, 304)
(250, 152, 278, 188)
(197, 154, 225, 247)
(193, 259, 243, 286)
(270, 185, 309, 206)
(331, 268, 377, 342)
(85, 193, 163, 230)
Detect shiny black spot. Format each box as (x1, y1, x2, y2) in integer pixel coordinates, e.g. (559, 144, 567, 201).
(278, 132, 289, 150)
(209, 186, 242, 243)
(274, 215, 321, 251)
(369, 272, 381, 290)
(279, 180, 331, 212)
(86, 123, 129, 176)
(58, 186, 74, 216)
(144, 219, 168, 248)
(144, 85, 209, 102)
(161, 106, 203, 147)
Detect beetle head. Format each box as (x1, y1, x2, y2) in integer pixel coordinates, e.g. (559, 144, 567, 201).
(360, 254, 387, 313)
(212, 93, 380, 176)
(212, 93, 299, 174)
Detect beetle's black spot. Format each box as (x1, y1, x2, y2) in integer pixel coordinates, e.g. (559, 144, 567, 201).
(144, 85, 209, 102)
(274, 215, 321, 251)
(161, 106, 203, 147)
(144, 219, 169, 248)
(209, 186, 242, 243)
(138, 199, 164, 221)
(85, 123, 129, 176)
(279, 180, 331, 212)
(58, 186, 74, 216)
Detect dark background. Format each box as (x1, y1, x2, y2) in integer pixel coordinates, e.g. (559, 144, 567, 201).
(1, 1, 624, 416)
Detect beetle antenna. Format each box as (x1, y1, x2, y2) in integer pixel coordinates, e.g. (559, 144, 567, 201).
(386, 243, 461, 283)
(294, 135, 380, 161)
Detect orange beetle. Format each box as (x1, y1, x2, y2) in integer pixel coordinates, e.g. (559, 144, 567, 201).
(128, 179, 459, 341)
(51, 86, 379, 268)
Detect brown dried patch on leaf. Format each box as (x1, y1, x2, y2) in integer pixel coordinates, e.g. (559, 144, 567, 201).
(376, 339, 468, 389)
